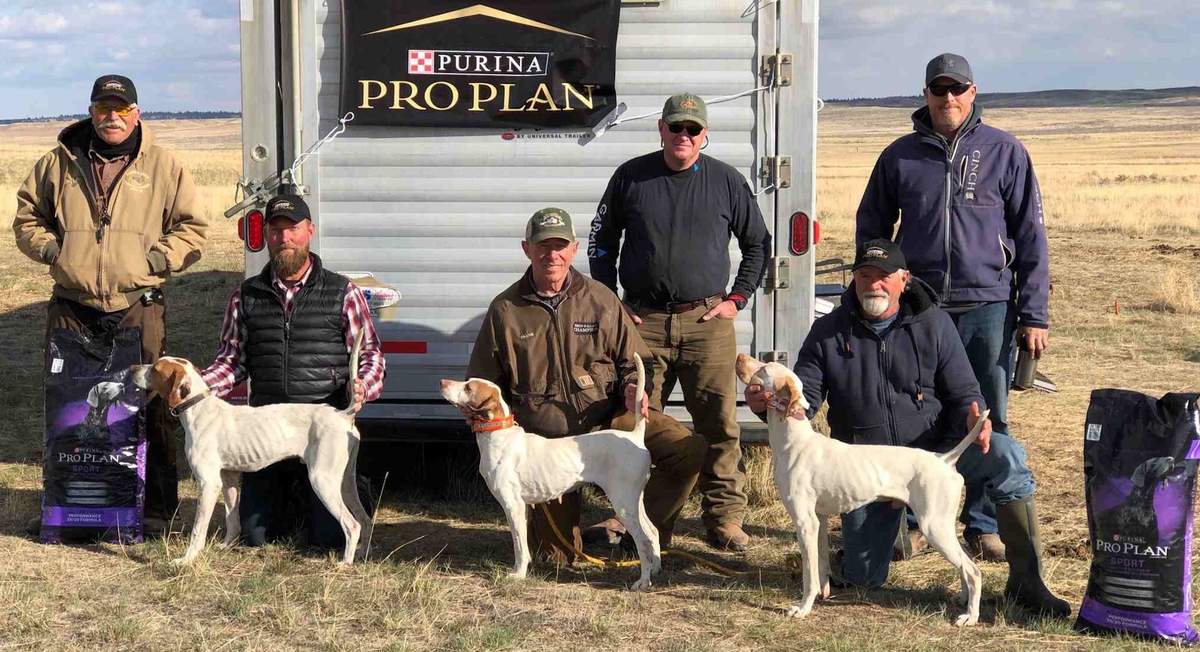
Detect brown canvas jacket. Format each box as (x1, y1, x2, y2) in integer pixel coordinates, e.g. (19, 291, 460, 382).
(467, 267, 654, 437)
(12, 120, 209, 311)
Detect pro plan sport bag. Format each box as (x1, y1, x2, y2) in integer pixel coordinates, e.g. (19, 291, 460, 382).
(1076, 389, 1200, 645)
(40, 328, 146, 544)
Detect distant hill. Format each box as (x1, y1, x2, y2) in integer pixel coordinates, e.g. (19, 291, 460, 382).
(0, 111, 240, 125)
(828, 87, 1200, 109)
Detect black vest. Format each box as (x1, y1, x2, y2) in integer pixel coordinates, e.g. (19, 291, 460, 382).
(241, 254, 351, 407)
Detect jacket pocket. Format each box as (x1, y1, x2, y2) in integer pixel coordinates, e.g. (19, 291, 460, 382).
(949, 203, 1008, 291)
(846, 423, 889, 446)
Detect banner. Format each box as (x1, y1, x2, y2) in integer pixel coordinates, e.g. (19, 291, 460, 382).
(340, 1, 620, 128)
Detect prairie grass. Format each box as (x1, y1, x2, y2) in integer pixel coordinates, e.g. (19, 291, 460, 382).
(0, 111, 1197, 650)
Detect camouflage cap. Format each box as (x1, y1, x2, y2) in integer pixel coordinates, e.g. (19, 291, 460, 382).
(661, 93, 708, 129)
(524, 207, 575, 244)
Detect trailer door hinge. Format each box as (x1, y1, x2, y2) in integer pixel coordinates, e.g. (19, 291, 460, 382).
(761, 53, 793, 87)
(760, 156, 792, 190)
(759, 350, 789, 365)
(764, 256, 791, 292)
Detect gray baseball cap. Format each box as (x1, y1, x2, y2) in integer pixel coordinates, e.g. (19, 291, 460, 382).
(925, 53, 973, 86)
(524, 207, 575, 244)
(661, 93, 708, 129)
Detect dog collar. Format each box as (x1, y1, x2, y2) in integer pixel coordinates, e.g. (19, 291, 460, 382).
(767, 398, 804, 419)
(170, 392, 208, 417)
(471, 415, 514, 432)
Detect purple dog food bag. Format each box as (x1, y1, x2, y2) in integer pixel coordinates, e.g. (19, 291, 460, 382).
(1076, 389, 1200, 645)
(40, 328, 146, 544)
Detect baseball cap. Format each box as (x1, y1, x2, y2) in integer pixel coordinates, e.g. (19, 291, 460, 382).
(91, 74, 138, 104)
(853, 239, 907, 274)
(925, 53, 973, 86)
(524, 207, 575, 244)
(661, 93, 708, 129)
(265, 193, 312, 222)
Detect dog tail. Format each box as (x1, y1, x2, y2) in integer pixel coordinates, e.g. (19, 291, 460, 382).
(339, 329, 366, 417)
(632, 352, 646, 437)
(937, 408, 990, 466)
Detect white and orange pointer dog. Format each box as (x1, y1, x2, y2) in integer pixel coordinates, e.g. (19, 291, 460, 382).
(130, 341, 371, 566)
(440, 354, 661, 590)
(735, 353, 985, 626)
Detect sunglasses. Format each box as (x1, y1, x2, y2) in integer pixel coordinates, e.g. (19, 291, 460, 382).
(926, 83, 972, 97)
(92, 102, 137, 117)
(667, 123, 704, 137)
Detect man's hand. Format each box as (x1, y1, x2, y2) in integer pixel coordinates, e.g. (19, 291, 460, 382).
(624, 382, 649, 418)
(621, 303, 643, 325)
(701, 299, 739, 322)
(1018, 325, 1049, 359)
(351, 379, 365, 414)
(744, 384, 771, 413)
(968, 401, 992, 454)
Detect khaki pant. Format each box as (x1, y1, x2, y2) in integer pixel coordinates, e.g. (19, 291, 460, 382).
(528, 408, 705, 563)
(45, 294, 179, 519)
(632, 303, 744, 531)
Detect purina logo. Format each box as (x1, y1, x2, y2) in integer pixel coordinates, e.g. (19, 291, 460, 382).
(408, 49, 549, 77)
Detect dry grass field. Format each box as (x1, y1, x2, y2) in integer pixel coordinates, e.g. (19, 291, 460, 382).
(0, 108, 1198, 651)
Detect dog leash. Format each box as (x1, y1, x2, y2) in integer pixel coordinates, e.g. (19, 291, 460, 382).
(536, 503, 763, 578)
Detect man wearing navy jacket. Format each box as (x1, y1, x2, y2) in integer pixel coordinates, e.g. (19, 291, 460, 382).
(856, 53, 1051, 563)
(746, 240, 1068, 618)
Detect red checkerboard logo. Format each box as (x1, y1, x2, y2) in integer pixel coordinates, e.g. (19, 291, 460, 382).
(408, 50, 434, 74)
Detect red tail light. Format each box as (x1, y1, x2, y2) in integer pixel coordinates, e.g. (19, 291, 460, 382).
(245, 209, 265, 252)
(790, 211, 811, 255)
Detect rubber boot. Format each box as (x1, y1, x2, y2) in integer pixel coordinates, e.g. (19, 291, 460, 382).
(996, 497, 1071, 618)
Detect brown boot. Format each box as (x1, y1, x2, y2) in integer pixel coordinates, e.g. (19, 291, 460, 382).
(582, 517, 626, 546)
(891, 527, 928, 561)
(964, 530, 1006, 563)
(705, 523, 750, 552)
(996, 497, 1071, 618)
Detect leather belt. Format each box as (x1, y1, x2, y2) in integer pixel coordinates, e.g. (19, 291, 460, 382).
(649, 293, 724, 314)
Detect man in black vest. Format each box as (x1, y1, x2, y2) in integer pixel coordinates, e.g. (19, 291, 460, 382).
(201, 194, 385, 552)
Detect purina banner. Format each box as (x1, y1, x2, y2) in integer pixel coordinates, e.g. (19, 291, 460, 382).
(340, 1, 621, 128)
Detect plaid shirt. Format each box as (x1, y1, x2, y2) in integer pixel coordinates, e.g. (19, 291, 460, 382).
(200, 261, 386, 403)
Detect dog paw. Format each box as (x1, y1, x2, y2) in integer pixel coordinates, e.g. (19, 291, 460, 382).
(169, 556, 192, 566)
(506, 570, 528, 580)
(819, 583, 831, 600)
(954, 613, 978, 627)
(785, 604, 811, 618)
(631, 577, 653, 592)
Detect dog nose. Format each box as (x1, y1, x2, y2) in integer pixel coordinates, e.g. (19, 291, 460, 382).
(440, 379, 453, 390)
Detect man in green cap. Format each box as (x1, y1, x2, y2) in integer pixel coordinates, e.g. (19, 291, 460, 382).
(468, 208, 706, 564)
(589, 93, 771, 551)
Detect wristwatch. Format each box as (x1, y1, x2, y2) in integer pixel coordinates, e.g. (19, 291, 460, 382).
(726, 293, 748, 311)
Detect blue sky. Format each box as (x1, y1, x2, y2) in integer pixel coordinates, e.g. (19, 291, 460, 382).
(1, 0, 1196, 118)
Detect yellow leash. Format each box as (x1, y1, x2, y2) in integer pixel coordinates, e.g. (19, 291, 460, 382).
(537, 503, 760, 578)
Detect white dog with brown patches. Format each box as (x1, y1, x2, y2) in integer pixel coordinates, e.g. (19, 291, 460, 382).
(735, 353, 984, 626)
(440, 353, 661, 590)
(130, 354, 371, 566)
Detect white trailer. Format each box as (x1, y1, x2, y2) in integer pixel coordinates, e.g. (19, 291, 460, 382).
(232, 0, 821, 442)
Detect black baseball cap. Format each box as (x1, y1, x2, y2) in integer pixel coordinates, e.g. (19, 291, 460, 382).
(925, 53, 973, 86)
(853, 239, 907, 274)
(91, 75, 138, 104)
(265, 193, 312, 222)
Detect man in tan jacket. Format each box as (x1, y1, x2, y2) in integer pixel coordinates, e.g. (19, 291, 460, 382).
(13, 75, 209, 533)
(468, 208, 706, 563)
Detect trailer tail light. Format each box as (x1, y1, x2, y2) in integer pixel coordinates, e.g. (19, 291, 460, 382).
(790, 211, 815, 255)
(243, 209, 265, 252)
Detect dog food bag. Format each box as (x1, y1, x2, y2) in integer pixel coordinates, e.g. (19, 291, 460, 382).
(40, 328, 146, 544)
(1076, 389, 1200, 644)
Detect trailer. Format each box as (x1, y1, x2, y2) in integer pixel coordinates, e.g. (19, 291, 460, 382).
(231, 0, 821, 443)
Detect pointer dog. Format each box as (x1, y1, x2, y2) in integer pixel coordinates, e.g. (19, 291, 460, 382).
(130, 343, 370, 565)
(440, 354, 661, 590)
(735, 353, 985, 626)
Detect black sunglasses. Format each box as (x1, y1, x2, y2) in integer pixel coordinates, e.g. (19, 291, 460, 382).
(667, 123, 704, 137)
(927, 82, 972, 97)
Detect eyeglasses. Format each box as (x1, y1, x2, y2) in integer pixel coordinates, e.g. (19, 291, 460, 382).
(667, 123, 704, 137)
(92, 102, 137, 117)
(926, 83, 972, 97)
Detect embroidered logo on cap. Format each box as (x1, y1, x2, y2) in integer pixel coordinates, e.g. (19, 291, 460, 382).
(538, 212, 565, 227)
(680, 98, 697, 110)
(272, 200, 295, 211)
(864, 246, 888, 260)
(102, 80, 126, 92)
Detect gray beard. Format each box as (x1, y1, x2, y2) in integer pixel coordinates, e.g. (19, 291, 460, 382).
(861, 295, 891, 318)
(272, 247, 309, 278)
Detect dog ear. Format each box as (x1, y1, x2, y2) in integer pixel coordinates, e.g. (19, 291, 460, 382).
(86, 384, 101, 408)
(165, 365, 191, 409)
(735, 353, 763, 384)
(781, 377, 811, 417)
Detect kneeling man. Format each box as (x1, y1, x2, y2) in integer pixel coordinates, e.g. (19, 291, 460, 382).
(746, 239, 1068, 617)
(468, 208, 706, 562)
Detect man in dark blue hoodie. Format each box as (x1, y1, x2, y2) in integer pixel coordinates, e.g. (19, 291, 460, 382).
(746, 240, 1068, 617)
(856, 53, 1051, 563)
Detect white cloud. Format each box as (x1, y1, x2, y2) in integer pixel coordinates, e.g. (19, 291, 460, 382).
(0, 10, 68, 36)
(184, 7, 232, 34)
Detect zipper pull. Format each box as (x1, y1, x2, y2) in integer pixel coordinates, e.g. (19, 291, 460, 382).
(95, 210, 111, 243)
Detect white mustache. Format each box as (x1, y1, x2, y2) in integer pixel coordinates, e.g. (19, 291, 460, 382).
(99, 120, 124, 129)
